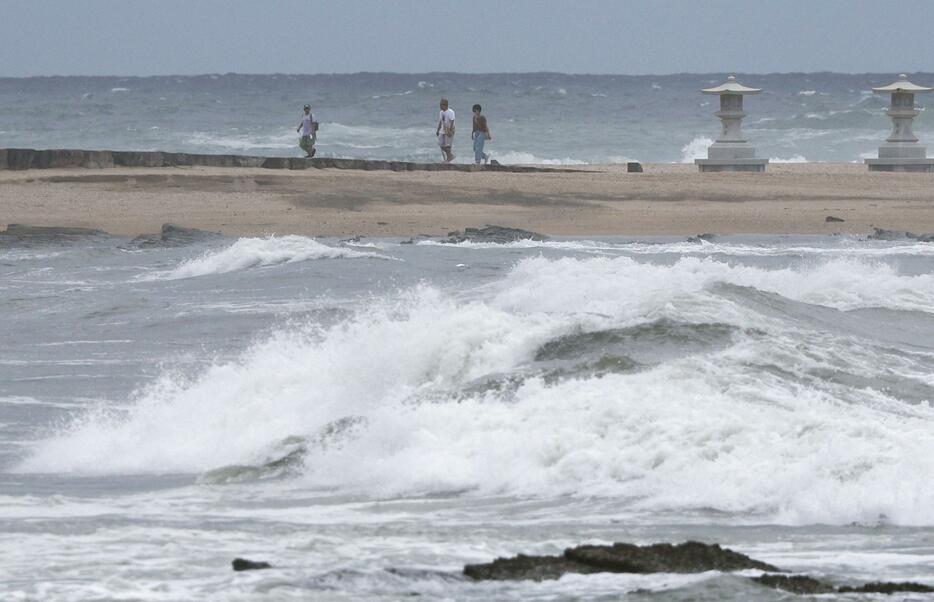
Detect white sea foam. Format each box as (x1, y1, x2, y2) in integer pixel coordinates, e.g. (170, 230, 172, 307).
(22, 255, 934, 525)
(680, 137, 714, 163)
(769, 155, 808, 163)
(184, 131, 296, 151)
(143, 236, 392, 280)
(798, 90, 817, 96)
(492, 151, 589, 165)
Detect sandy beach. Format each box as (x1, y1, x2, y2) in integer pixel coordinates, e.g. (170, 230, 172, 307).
(3, 163, 934, 238)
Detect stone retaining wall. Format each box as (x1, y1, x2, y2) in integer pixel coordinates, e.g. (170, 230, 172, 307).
(0, 148, 580, 173)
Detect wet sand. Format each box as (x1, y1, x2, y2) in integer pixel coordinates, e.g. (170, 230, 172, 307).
(2, 163, 934, 238)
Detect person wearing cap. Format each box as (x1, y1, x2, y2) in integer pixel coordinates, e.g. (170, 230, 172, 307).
(297, 104, 318, 158)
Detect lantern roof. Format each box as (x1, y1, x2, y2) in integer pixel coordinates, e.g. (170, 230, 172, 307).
(702, 75, 762, 95)
(873, 74, 933, 94)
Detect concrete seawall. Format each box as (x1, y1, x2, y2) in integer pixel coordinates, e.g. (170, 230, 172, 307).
(0, 148, 582, 173)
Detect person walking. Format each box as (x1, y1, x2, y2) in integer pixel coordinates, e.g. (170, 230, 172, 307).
(436, 98, 456, 162)
(471, 104, 491, 165)
(297, 104, 317, 158)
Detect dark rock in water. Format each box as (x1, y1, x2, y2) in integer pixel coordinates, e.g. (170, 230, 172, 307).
(825, 215, 845, 222)
(464, 553, 599, 581)
(686, 233, 717, 243)
(464, 541, 779, 581)
(232, 558, 271, 572)
(444, 225, 548, 244)
(627, 162, 643, 173)
(753, 574, 835, 594)
(867, 227, 934, 242)
(0, 223, 109, 246)
(130, 223, 224, 247)
(837, 581, 934, 594)
(565, 541, 779, 574)
(489, 159, 501, 166)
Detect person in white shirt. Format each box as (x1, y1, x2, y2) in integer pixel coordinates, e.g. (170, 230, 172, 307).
(435, 98, 456, 162)
(296, 104, 317, 158)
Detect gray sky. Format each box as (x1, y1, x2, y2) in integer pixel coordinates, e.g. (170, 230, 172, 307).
(3, 0, 934, 76)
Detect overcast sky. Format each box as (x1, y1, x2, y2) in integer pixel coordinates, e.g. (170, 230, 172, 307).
(3, 0, 934, 77)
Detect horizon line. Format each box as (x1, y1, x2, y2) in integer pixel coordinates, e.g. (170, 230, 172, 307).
(1, 70, 932, 80)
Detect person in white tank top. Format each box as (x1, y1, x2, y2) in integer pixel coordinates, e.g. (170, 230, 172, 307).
(435, 98, 456, 162)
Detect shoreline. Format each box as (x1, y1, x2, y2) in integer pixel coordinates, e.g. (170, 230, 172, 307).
(2, 163, 934, 238)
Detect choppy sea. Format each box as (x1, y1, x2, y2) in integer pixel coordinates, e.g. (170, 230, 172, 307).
(1, 72, 933, 164)
(3, 230, 934, 600)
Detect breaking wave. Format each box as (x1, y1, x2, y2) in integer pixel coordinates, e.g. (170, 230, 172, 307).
(680, 137, 714, 163)
(143, 236, 392, 280)
(21, 255, 934, 525)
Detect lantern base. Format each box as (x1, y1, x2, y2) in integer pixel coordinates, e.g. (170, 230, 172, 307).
(865, 158, 934, 172)
(695, 158, 769, 172)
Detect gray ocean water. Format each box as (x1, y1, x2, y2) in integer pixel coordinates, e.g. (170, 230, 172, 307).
(4, 72, 934, 599)
(3, 230, 934, 600)
(2, 72, 933, 163)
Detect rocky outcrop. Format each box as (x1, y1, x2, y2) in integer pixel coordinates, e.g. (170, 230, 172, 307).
(130, 223, 224, 247)
(686, 233, 717, 243)
(627, 162, 643, 173)
(868, 227, 934, 242)
(231, 558, 271, 572)
(0, 223, 109, 246)
(443, 225, 548, 244)
(752, 574, 835, 594)
(463, 541, 779, 581)
(464, 541, 934, 594)
(755, 574, 934, 595)
(837, 581, 934, 594)
(0, 148, 580, 174)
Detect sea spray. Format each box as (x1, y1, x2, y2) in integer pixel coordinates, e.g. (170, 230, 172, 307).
(143, 235, 394, 280)
(20, 254, 934, 524)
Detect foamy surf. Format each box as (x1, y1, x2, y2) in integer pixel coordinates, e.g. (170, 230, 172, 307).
(22, 254, 934, 525)
(141, 235, 394, 280)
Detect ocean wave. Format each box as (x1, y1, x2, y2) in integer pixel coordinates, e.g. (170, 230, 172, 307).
(680, 136, 714, 163)
(184, 131, 296, 151)
(21, 255, 934, 525)
(492, 152, 635, 166)
(142, 236, 392, 280)
(492, 151, 589, 165)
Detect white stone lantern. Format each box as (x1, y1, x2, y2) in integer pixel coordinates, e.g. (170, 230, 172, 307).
(695, 75, 769, 172)
(865, 74, 934, 172)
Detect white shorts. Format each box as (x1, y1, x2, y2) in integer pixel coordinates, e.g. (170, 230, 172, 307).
(438, 134, 453, 148)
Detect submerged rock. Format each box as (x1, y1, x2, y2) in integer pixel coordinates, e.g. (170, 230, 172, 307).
(130, 223, 224, 247)
(868, 227, 934, 242)
(0, 223, 109, 246)
(443, 225, 548, 244)
(464, 541, 779, 581)
(752, 574, 834, 594)
(232, 558, 271, 572)
(837, 581, 934, 594)
(754, 574, 934, 595)
(686, 233, 717, 244)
